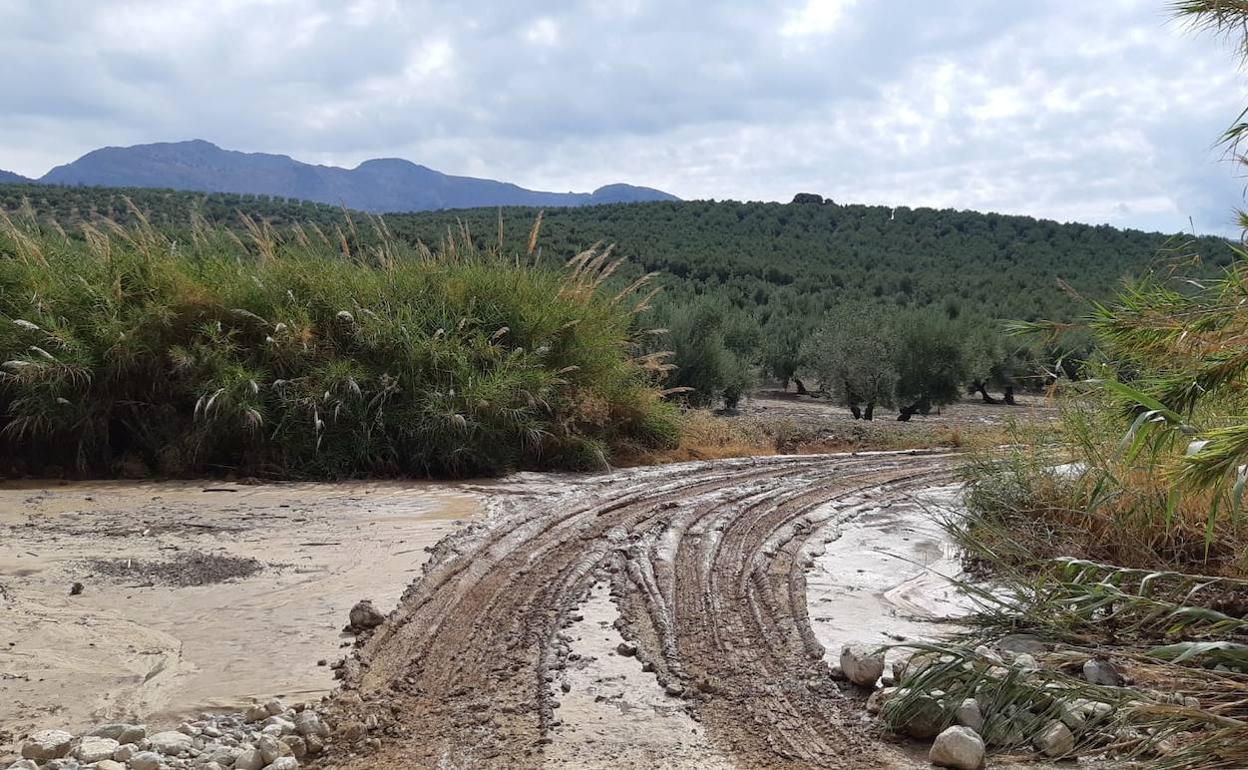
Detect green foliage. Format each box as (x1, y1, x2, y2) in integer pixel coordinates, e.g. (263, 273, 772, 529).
(0, 212, 678, 478)
(800, 305, 897, 415)
(892, 310, 969, 408)
(655, 300, 757, 409)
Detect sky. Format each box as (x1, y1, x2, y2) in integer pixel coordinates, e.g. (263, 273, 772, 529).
(1, 0, 1245, 234)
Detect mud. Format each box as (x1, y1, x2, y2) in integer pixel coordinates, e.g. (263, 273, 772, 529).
(325, 451, 961, 769)
(0, 480, 476, 742)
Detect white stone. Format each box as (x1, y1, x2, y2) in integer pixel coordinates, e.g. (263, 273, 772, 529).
(293, 711, 328, 738)
(114, 743, 139, 762)
(21, 729, 74, 760)
(130, 751, 165, 770)
(149, 730, 195, 755)
(955, 698, 984, 733)
(1033, 719, 1075, 758)
(232, 748, 265, 770)
(6, 760, 39, 770)
(929, 725, 986, 770)
(262, 758, 299, 770)
(74, 736, 120, 763)
(839, 644, 885, 688)
(1013, 653, 1039, 671)
(257, 735, 288, 764)
(96, 761, 126, 770)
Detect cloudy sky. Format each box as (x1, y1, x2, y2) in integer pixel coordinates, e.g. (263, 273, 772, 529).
(2, 0, 1245, 233)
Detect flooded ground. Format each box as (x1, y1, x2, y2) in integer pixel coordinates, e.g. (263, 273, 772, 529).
(0, 480, 477, 744)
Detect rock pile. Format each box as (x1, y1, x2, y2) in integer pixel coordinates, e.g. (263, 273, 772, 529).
(8, 700, 332, 770)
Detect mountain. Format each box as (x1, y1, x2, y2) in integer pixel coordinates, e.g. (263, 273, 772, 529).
(36, 140, 678, 212)
(0, 169, 30, 183)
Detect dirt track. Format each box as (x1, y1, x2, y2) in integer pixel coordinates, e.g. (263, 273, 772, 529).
(325, 451, 957, 769)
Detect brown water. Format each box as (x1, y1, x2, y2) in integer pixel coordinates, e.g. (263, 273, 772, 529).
(0, 480, 477, 740)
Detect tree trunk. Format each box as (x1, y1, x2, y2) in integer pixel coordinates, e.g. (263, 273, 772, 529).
(794, 378, 809, 396)
(1003, 385, 1016, 405)
(897, 404, 914, 422)
(864, 402, 875, 420)
(971, 380, 998, 404)
(849, 404, 862, 420)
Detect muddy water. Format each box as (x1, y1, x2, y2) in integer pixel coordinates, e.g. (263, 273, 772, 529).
(0, 480, 477, 739)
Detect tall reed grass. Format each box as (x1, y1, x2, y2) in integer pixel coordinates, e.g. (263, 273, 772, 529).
(0, 204, 678, 477)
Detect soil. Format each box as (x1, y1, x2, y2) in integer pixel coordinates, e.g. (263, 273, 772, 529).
(0, 480, 477, 744)
(321, 451, 965, 769)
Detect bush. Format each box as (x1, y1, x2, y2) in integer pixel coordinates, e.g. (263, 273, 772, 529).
(0, 210, 679, 477)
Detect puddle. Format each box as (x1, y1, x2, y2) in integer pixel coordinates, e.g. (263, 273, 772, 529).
(0, 480, 478, 739)
(544, 582, 733, 769)
(805, 485, 968, 670)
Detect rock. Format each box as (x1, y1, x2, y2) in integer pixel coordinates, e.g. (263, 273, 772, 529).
(1033, 719, 1075, 758)
(74, 736, 120, 763)
(257, 735, 289, 764)
(245, 704, 271, 723)
(149, 730, 195, 755)
(284, 736, 307, 760)
(1083, 658, 1121, 686)
(5, 761, 38, 770)
(233, 748, 265, 770)
(348, 599, 386, 630)
(89, 723, 146, 743)
(866, 687, 896, 715)
(293, 711, 328, 738)
(262, 759, 298, 770)
(929, 725, 986, 770)
(973, 645, 1003, 665)
(1014, 653, 1039, 671)
(44, 760, 79, 770)
(202, 746, 241, 766)
(616, 641, 638, 657)
(130, 751, 164, 770)
(198, 764, 225, 770)
(664, 683, 684, 697)
(339, 721, 366, 742)
(839, 644, 885, 688)
(113, 743, 138, 762)
(303, 735, 324, 755)
(955, 698, 984, 733)
(96, 762, 126, 770)
(893, 693, 947, 739)
(998, 634, 1046, 655)
(264, 699, 286, 716)
(21, 729, 74, 760)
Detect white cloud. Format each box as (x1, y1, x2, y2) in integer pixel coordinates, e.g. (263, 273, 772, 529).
(780, 0, 856, 38)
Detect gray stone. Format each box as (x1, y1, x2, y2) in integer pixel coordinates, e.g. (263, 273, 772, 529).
(74, 736, 120, 763)
(348, 599, 385, 630)
(283, 736, 307, 760)
(955, 698, 984, 733)
(303, 735, 324, 755)
(257, 735, 288, 765)
(114, 743, 139, 762)
(615, 641, 637, 657)
(929, 725, 986, 770)
(245, 705, 271, 723)
(1014, 653, 1039, 671)
(21, 729, 74, 760)
(96, 761, 127, 770)
(1033, 719, 1075, 758)
(293, 712, 328, 739)
(197, 764, 225, 770)
(997, 634, 1047, 655)
(203, 746, 241, 766)
(149, 730, 195, 755)
(262, 759, 299, 770)
(130, 751, 165, 770)
(6, 760, 39, 770)
(232, 748, 265, 770)
(866, 686, 896, 715)
(1083, 658, 1121, 686)
(89, 723, 146, 743)
(839, 644, 886, 688)
(264, 700, 286, 716)
(895, 693, 947, 739)
(44, 760, 80, 770)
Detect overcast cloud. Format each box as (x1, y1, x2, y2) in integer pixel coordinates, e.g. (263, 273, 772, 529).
(1, 0, 1244, 233)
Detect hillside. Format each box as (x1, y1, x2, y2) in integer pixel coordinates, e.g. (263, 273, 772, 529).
(34, 140, 678, 212)
(0, 170, 29, 184)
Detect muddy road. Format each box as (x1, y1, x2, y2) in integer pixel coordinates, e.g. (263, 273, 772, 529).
(327, 451, 958, 769)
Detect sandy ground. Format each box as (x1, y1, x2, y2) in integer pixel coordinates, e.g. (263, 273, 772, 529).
(0, 480, 477, 750)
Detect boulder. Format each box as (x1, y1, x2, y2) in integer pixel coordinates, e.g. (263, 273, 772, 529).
(264, 699, 286, 716)
(149, 730, 195, 755)
(74, 736, 120, 763)
(839, 645, 885, 688)
(262, 759, 299, 770)
(1033, 719, 1075, 758)
(892, 693, 947, 739)
(284, 736, 307, 759)
(129, 751, 164, 770)
(955, 698, 984, 733)
(96, 762, 126, 770)
(929, 725, 986, 770)
(113, 743, 138, 762)
(6, 761, 39, 770)
(1083, 658, 1121, 686)
(257, 735, 289, 764)
(348, 599, 385, 630)
(88, 723, 146, 744)
(21, 730, 74, 760)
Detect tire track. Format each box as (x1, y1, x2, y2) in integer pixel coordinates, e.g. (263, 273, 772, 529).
(321, 452, 954, 769)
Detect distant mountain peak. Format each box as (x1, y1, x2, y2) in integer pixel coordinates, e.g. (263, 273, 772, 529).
(0, 169, 31, 184)
(33, 140, 678, 213)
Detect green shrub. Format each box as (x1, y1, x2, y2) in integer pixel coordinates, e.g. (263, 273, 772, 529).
(0, 210, 678, 477)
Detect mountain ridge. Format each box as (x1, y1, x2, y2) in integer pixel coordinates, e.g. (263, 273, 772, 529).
(34, 139, 678, 213)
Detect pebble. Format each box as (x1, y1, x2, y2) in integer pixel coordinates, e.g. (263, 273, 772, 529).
(616, 641, 638, 657)
(929, 725, 985, 770)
